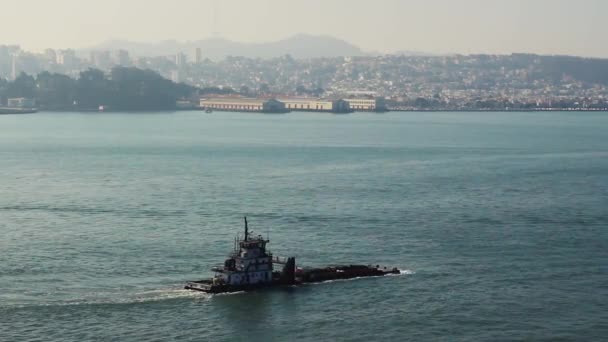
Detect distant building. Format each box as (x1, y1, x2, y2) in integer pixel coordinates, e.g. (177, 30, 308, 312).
(44, 49, 57, 63)
(195, 48, 202, 64)
(278, 97, 351, 113)
(11, 53, 18, 80)
(345, 90, 378, 97)
(90, 50, 111, 69)
(134, 57, 149, 69)
(176, 99, 196, 109)
(7, 97, 36, 108)
(200, 97, 288, 113)
(344, 97, 387, 112)
(3, 45, 20, 55)
(175, 52, 187, 67)
(170, 70, 180, 83)
(56, 49, 76, 67)
(113, 49, 130, 66)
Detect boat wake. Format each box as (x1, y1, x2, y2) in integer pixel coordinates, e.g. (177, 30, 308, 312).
(130, 288, 211, 302)
(6, 270, 415, 309)
(5, 286, 211, 309)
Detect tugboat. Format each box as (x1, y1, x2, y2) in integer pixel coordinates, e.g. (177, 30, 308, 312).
(185, 217, 400, 293)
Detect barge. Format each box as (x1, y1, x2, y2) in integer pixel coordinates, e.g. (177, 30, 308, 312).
(185, 217, 400, 293)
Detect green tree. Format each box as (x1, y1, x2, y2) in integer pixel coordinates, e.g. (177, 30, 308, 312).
(108, 67, 195, 110)
(36, 71, 76, 109)
(258, 83, 270, 94)
(76, 68, 110, 109)
(0, 77, 7, 104)
(7, 72, 36, 98)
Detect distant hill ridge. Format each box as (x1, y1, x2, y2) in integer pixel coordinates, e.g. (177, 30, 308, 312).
(90, 34, 369, 59)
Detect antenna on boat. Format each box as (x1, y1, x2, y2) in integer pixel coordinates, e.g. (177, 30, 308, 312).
(244, 216, 248, 241)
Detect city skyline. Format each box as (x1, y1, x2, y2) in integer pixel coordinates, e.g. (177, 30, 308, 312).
(2, 0, 607, 58)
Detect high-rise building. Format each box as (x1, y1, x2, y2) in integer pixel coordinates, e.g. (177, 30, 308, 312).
(195, 48, 202, 64)
(57, 49, 77, 67)
(1, 45, 20, 80)
(4, 45, 21, 55)
(113, 49, 130, 66)
(175, 52, 187, 67)
(44, 49, 57, 63)
(11, 53, 19, 80)
(90, 50, 111, 69)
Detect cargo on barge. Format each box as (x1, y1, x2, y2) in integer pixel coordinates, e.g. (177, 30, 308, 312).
(184, 217, 399, 293)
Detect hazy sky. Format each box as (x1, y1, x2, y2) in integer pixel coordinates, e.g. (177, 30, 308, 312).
(2, 0, 606, 57)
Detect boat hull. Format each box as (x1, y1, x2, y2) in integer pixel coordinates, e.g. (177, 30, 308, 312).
(185, 265, 400, 294)
(299, 265, 400, 283)
(184, 281, 277, 293)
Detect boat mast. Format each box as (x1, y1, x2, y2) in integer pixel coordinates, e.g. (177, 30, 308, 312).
(244, 216, 248, 241)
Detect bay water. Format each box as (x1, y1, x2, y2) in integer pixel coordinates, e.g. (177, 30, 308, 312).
(1, 111, 607, 341)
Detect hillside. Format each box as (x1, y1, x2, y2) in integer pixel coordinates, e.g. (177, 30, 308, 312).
(91, 34, 367, 59)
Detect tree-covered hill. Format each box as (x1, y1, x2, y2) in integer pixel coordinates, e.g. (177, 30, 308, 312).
(0, 67, 197, 110)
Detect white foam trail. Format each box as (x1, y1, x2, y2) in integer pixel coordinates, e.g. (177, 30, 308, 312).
(8, 287, 211, 308)
(131, 288, 210, 303)
(8, 271, 416, 308)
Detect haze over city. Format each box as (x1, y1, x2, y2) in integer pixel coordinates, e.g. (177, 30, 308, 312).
(2, 0, 607, 57)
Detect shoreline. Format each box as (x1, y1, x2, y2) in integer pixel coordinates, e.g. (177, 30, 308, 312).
(36, 108, 608, 113)
(387, 108, 608, 112)
(4, 107, 607, 114)
(0, 108, 38, 115)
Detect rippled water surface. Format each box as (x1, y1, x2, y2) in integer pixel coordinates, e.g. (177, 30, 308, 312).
(1, 111, 607, 341)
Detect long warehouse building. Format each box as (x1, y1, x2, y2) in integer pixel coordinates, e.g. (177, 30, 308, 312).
(278, 97, 352, 113)
(200, 97, 288, 113)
